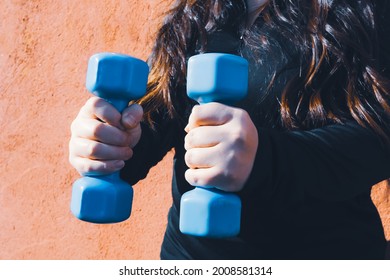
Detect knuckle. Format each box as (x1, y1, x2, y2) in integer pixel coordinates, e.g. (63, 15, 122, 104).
(184, 169, 194, 185)
(91, 122, 104, 139)
(87, 141, 99, 157)
(68, 154, 76, 168)
(230, 127, 245, 146)
(68, 138, 79, 157)
(184, 132, 194, 149)
(190, 105, 201, 119)
(191, 104, 200, 114)
(70, 119, 79, 134)
(81, 167, 94, 176)
(186, 170, 201, 187)
(235, 134, 246, 147)
(77, 162, 93, 176)
(184, 150, 195, 167)
(80, 161, 94, 174)
(215, 166, 228, 180)
(120, 132, 130, 146)
(233, 109, 249, 124)
(233, 108, 247, 119)
(80, 160, 111, 175)
(215, 167, 237, 191)
(226, 149, 237, 164)
(68, 137, 75, 150)
(199, 176, 210, 187)
(123, 147, 133, 160)
(86, 96, 101, 108)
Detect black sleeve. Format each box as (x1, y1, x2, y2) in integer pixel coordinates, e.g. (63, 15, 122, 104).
(242, 121, 390, 204)
(120, 113, 180, 185)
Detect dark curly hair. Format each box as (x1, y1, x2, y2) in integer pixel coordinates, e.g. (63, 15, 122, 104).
(141, 0, 390, 143)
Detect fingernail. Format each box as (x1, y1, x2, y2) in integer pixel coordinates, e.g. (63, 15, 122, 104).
(115, 161, 125, 169)
(124, 114, 136, 128)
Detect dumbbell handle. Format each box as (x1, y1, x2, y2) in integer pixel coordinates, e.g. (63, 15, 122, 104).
(104, 99, 130, 113)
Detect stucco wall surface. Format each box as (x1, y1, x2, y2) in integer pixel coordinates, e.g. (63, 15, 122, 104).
(0, 0, 389, 260)
(0, 0, 174, 260)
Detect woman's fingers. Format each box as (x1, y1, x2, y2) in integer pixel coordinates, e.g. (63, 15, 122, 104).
(69, 156, 125, 176)
(69, 137, 133, 161)
(184, 103, 259, 192)
(71, 118, 130, 146)
(184, 166, 236, 191)
(185, 103, 233, 132)
(184, 126, 223, 150)
(184, 145, 224, 169)
(79, 97, 123, 128)
(69, 97, 146, 176)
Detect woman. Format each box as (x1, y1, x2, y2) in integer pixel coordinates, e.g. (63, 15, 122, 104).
(69, 0, 390, 259)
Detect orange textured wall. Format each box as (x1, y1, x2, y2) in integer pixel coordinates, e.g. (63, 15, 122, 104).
(0, 0, 174, 260)
(0, 0, 388, 260)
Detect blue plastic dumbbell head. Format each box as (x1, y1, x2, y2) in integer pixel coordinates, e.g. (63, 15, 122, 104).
(186, 53, 248, 104)
(86, 52, 149, 112)
(71, 173, 134, 223)
(180, 53, 248, 238)
(180, 187, 241, 238)
(70, 52, 149, 224)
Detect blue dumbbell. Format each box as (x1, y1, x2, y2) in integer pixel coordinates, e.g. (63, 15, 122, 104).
(180, 53, 248, 238)
(70, 52, 149, 223)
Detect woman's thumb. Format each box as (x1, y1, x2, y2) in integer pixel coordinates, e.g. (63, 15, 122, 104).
(121, 104, 144, 130)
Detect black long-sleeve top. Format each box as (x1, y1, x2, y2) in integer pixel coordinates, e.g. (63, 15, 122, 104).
(121, 14, 390, 259)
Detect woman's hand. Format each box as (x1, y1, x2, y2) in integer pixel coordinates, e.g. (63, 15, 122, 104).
(184, 103, 259, 192)
(69, 97, 143, 176)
